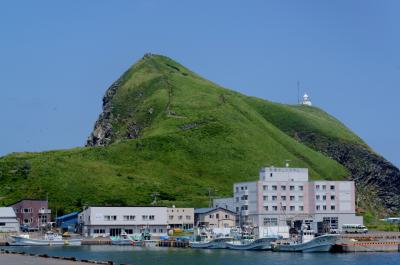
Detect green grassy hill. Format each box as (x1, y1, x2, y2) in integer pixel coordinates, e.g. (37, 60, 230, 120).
(0, 54, 398, 220)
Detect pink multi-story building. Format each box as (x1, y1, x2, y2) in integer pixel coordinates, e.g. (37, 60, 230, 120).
(9, 199, 51, 230)
(233, 167, 362, 231)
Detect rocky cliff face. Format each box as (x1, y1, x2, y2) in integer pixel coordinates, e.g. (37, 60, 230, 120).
(294, 131, 400, 214)
(86, 79, 121, 146)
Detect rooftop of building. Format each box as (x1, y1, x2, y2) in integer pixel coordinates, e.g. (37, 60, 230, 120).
(260, 166, 308, 173)
(0, 207, 17, 217)
(8, 198, 48, 206)
(194, 207, 236, 215)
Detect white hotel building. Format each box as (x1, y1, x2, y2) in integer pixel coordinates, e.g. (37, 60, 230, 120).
(232, 167, 363, 231)
(79, 206, 168, 238)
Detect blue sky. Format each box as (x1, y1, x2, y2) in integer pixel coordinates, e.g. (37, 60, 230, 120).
(0, 0, 399, 167)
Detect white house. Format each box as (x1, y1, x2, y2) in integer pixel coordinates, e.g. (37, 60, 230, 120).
(79, 206, 168, 238)
(0, 207, 19, 232)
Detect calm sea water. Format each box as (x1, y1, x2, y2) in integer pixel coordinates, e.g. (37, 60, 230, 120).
(4, 245, 400, 265)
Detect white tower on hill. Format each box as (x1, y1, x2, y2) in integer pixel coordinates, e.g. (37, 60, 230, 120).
(302, 93, 312, 106)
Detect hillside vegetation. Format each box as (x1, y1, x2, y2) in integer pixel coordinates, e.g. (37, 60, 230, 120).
(0, 54, 398, 220)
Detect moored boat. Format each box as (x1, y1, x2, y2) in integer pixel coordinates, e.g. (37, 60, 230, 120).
(190, 237, 233, 249)
(226, 237, 278, 250)
(10, 231, 81, 246)
(273, 233, 338, 252)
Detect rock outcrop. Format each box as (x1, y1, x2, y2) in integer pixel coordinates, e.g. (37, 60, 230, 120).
(294, 131, 400, 214)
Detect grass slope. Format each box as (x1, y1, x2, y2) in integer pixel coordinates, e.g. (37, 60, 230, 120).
(0, 55, 358, 215)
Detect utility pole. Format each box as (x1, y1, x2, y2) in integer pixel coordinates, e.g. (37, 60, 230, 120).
(207, 187, 213, 208)
(151, 192, 159, 206)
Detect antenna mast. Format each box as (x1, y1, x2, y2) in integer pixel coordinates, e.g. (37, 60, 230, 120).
(297, 81, 300, 104)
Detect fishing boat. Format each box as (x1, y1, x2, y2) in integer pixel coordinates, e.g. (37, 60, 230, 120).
(111, 232, 133, 245)
(190, 237, 233, 249)
(9, 231, 81, 246)
(273, 230, 338, 252)
(226, 237, 278, 250)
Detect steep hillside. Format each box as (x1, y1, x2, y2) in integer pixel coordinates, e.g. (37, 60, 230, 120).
(0, 54, 398, 219)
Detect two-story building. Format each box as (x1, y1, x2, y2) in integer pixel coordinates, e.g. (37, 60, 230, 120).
(194, 207, 236, 228)
(230, 166, 363, 231)
(79, 206, 168, 238)
(9, 199, 51, 230)
(167, 206, 194, 230)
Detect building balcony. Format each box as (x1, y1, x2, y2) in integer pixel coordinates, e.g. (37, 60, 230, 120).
(38, 209, 51, 214)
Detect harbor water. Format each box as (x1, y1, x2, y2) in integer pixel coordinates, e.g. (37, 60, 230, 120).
(3, 245, 400, 265)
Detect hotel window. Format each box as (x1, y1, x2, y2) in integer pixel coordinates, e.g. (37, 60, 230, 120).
(236, 197, 239, 202)
(272, 206, 278, 211)
(316, 195, 320, 200)
(142, 215, 149, 221)
(316, 205, 320, 211)
(244, 186, 248, 190)
(153, 229, 157, 233)
(209, 214, 213, 219)
(298, 186, 303, 191)
(331, 205, 336, 210)
(316, 185, 320, 190)
(178, 215, 183, 220)
(225, 215, 228, 219)
(290, 206, 295, 211)
(323, 195, 326, 201)
(290, 186, 295, 191)
(331, 195, 335, 200)
(242, 195, 248, 200)
(241, 186, 244, 190)
(330, 185, 335, 190)
(236, 207, 239, 213)
(323, 205, 327, 210)
(281, 186, 286, 191)
(159, 229, 163, 233)
(125, 229, 133, 234)
(281, 196, 286, 201)
(282, 206, 287, 211)
(290, 196, 295, 201)
(168, 215, 173, 220)
(322, 185, 326, 190)
(272, 185, 277, 191)
(149, 215, 155, 220)
(241, 205, 248, 210)
(299, 206, 304, 211)
(263, 196, 268, 201)
(186, 215, 191, 220)
(272, 196, 277, 201)
(216, 214, 220, 219)
(263, 185, 268, 191)
(236, 187, 239, 192)
(264, 206, 268, 211)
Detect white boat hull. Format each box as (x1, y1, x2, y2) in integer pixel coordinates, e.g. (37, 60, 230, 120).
(274, 235, 338, 252)
(190, 238, 233, 249)
(226, 238, 277, 250)
(10, 236, 81, 246)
